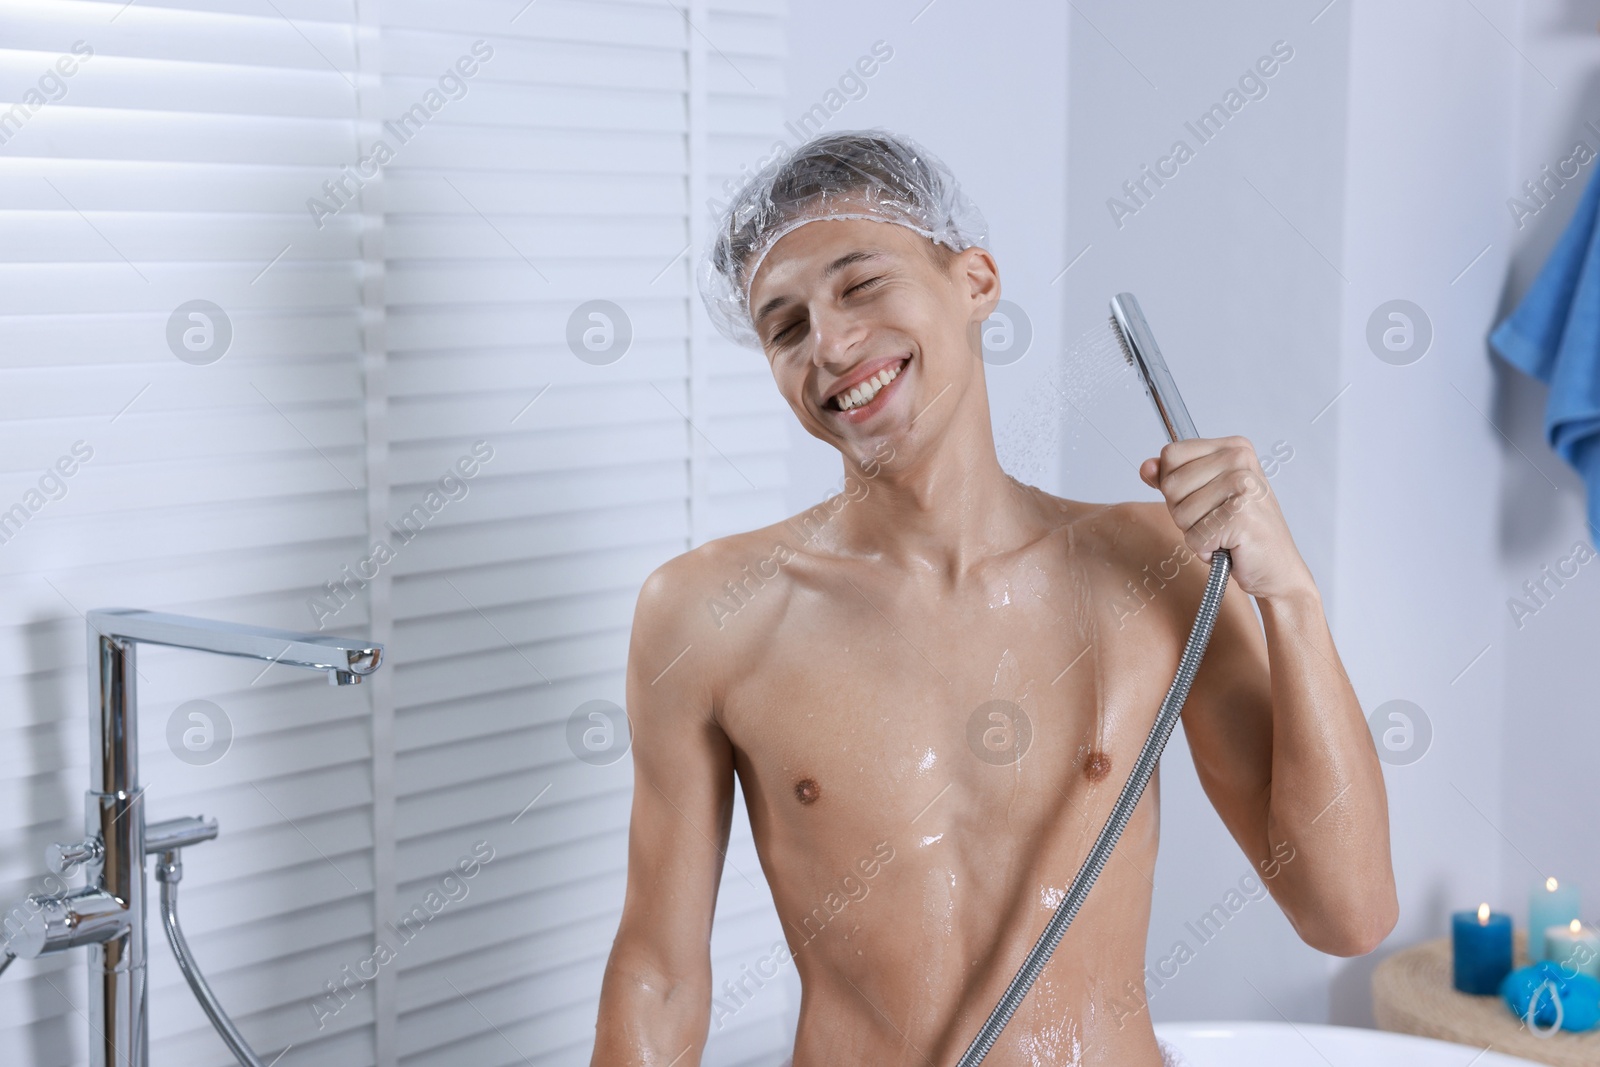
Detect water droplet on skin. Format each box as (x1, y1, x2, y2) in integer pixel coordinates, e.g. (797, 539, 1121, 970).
(992, 649, 1015, 690)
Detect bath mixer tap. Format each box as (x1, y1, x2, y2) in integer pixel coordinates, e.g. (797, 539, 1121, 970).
(1, 608, 383, 1067)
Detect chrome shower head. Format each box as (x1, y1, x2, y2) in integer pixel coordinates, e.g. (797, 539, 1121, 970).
(1109, 292, 1200, 444)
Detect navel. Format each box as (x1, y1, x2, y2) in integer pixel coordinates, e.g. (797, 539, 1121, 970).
(1083, 751, 1112, 782)
(794, 777, 822, 805)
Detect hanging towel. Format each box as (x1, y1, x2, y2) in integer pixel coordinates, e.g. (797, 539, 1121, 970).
(1489, 163, 1600, 545)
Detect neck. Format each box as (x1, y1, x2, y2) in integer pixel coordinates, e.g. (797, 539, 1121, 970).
(826, 383, 1046, 582)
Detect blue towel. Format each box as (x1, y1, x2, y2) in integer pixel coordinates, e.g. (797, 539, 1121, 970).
(1489, 164, 1600, 545)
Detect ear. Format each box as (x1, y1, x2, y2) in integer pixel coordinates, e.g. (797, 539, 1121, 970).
(957, 246, 1001, 323)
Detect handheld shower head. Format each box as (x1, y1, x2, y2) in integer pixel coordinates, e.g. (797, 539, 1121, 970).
(1109, 292, 1199, 445)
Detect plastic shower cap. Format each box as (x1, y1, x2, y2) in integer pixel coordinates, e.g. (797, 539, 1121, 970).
(697, 128, 989, 348)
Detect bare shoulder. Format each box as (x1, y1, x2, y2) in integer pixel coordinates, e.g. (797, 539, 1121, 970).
(1109, 498, 1189, 554)
(1024, 485, 1186, 567)
(1091, 498, 1209, 591)
(1079, 498, 1265, 660)
(635, 522, 796, 623)
(1025, 490, 1214, 632)
(629, 521, 799, 697)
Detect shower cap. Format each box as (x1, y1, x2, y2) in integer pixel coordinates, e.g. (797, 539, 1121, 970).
(697, 128, 989, 349)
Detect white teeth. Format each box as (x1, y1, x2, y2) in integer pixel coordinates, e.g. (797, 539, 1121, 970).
(835, 359, 905, 411)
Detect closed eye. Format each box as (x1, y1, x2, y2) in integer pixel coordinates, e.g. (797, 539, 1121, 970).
(768, 277, 885, 346)
(770, 318, 803, 345)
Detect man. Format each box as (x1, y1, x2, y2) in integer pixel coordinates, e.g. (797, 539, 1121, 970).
(591, 130, 1397, 1066)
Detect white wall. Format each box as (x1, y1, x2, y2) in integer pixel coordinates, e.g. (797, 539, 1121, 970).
(1330, 0, 1600, 1027)
(1493, 0, 1600, 960)
(1330, 0, 1520, 1026)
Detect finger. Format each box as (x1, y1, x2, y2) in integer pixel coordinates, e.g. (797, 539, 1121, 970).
(1155, 444, 1252, 510)
(1155, 437, 1227, 472)
(1157, 435, 1256, 472)
(1169, 467, 1269, 539)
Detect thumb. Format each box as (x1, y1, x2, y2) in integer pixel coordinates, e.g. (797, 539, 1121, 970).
(1139, 458, 1158, 487)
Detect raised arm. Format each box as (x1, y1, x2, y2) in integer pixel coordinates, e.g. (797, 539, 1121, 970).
(591, 555, 736, 1065)
(1136, 437, 1399, 957)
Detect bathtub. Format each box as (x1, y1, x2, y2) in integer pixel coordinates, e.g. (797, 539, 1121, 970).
(1154, 1021, 1542, 1065)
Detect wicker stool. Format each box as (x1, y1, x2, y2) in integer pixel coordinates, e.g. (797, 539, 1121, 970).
(1373, 933, 1600, 1066)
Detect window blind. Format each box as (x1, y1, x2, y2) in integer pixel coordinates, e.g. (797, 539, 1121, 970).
(0, 0, 379, 1064)
(376, 1, 794, 1063)
(0, 0, 793, 1064)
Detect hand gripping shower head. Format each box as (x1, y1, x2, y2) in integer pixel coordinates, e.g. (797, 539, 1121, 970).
(952, 294, 1233, 1066)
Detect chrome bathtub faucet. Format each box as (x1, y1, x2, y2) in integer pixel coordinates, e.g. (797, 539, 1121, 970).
(1, 609, 383, 1067)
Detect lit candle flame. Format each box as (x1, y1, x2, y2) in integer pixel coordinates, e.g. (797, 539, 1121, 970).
(1572, 919, 1583, 934)
(1479, 903, 1491, 924)
(1547, 877, 1559, 892)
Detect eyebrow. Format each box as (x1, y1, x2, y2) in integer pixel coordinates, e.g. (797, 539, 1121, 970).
(752, 249, 889, 329)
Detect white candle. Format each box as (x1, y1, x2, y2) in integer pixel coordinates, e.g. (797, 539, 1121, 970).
(1545, 919, 1600, 979)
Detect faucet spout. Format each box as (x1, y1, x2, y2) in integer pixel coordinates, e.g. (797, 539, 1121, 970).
(86, 608, 383, 684)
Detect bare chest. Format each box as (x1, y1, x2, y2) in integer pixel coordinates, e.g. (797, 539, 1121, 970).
(716, 548, 1180, 848)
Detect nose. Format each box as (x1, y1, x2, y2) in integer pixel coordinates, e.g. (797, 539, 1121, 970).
(807, 302, 864, 369)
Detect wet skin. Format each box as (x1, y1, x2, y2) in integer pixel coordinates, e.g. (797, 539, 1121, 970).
(591, 220, 1399, 1066)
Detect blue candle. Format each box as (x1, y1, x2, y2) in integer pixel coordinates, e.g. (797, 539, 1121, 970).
(1453, 902, 1513, 994)
(1529, 877, 1582, 960)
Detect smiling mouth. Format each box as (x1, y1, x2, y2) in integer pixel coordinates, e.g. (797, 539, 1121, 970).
(827, 356, 910, 413)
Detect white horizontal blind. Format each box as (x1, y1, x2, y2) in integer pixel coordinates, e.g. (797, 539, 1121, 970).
(375, 0, 792, 1063)
(697, 4, 793, 543)
(0, 0, 794, 1063)
(0, 1, 381, 1065)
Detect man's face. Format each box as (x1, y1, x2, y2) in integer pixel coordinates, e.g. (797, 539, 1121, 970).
(745, 217, 998, 462)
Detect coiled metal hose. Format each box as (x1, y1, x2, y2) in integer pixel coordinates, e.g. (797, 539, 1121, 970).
(953, 546, 1231, 1065)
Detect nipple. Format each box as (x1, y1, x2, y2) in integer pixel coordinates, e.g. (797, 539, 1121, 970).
(1083, 750, 1112, 782)
(794, 777, 822, 805)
